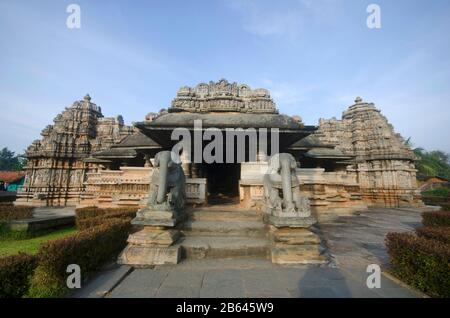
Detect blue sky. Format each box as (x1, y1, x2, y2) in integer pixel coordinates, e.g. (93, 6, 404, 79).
(1, 0, 449, 154)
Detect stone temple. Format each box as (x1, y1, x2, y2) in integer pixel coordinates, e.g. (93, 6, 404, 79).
(15, 79, 423, 265)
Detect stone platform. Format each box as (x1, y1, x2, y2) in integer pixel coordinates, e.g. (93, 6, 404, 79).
(8, 206, 76, 234)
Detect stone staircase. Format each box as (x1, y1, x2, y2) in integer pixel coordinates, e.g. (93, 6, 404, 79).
(177, 206, 270, 260)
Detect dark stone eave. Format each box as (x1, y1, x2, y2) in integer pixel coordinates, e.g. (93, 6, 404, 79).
(135, 112, 314, 130)
(135, 113, 316, 149)
(305, 154, 354, 160)
(304, 147, 354, 160)
(91, 148, 137, 159)
(113, 132, 161, 149)
(83, 157, 113, 164)
(288, 135, 335, 150)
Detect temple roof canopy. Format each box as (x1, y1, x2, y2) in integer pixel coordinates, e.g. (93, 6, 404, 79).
(135, 80, 316, 148)
(139, 112, 310, 130)
(114, 131, 161, 149)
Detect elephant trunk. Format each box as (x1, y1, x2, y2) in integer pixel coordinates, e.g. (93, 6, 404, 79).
(156, 159, 169, 204)
(281, 160, 293, 206)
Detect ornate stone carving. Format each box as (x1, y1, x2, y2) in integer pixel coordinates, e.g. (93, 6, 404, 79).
(16, 95, 134, 206)
(170, 79, 278, 114)
(263, 153, 315, 227)
(315, 97, 422, 207)
(132, 151, 186, 227)
(119, 151, 187, 266)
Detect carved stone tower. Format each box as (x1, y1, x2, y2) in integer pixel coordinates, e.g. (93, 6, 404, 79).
(16, 95, 133, 206)
(315, 97, 422, 207)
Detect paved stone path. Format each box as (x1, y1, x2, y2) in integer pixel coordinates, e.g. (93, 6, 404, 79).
(73, 207, 430, 298)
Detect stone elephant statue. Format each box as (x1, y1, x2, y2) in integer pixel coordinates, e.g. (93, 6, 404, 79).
(263, 153, 310, 216)
(147, 150, 186, 212)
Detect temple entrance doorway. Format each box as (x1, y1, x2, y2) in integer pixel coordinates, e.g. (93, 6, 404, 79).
(203, 162, 240, 205)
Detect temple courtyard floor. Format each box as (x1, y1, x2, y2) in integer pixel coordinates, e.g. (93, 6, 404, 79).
(73, 207, 431, 298)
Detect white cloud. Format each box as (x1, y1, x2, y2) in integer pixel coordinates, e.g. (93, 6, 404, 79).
(226, 0, 342, 39)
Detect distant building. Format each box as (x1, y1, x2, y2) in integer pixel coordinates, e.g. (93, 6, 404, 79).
(0, 171, 26, 191)
(417, 175, 450, 192)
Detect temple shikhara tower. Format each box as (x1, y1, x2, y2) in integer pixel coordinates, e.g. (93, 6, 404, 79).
(17, 80, 422, 215)
(16, 95, 134, 206)
(315, 97, 421, 207)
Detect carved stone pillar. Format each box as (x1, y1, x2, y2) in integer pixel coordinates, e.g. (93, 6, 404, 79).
(180, 150, 191, 177)
(144, 154, 153, 167)
(191, 163, 201, 178)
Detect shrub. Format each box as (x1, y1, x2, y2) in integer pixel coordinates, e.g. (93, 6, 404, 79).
(0, 253, 37, 298)
(28, 219, 131, 298)
(0, 195, 16, 203)
(421, 195, 450, 207)
(422, 211, 450, 227)
(0, 205, 33, 221)
(416, 227, 450, 244)
(75, 207, 137, 221)
(77, 216, 128, 231)
(75, 207, 137, 230)
(385, 232, 450, 297)
(422, 187, 450, 198)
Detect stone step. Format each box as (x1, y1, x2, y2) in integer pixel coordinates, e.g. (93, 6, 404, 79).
(179, 236, 269, 260)
(179, 220, 266, 238)
(187, 210, 262, 222)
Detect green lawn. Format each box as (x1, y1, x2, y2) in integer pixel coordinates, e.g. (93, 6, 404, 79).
(0, 227, 77, 257)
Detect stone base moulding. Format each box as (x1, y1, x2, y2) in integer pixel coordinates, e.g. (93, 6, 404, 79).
(131, 208, 183, 227)
(271, 243, 327, 265)
(126, 227, 180, 246)
(118, 227, 182, 266)
(118, 244, 181, 266)
(269, 226, 328, 265)
(268, 215, 317, 228)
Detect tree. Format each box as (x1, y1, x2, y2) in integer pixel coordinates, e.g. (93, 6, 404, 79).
(413, 147, 450, 179)
(0, 147, 26, 171)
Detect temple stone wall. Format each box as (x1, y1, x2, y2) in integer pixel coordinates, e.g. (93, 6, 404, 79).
(239, 162, 367, 222)
(16, 95, 134, 207)
(315, 97, 422, 208)
(80, 167, 207, 208)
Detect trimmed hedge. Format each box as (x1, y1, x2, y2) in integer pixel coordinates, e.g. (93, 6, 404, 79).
(75, 207, 137, 230)
(416, 226, 450, 244)
(0, 195, 16, 203)
(0, 205, 33, 221)
(385, 232, 450, 298)
(77, 216, 128, 231)
(75, 207, 138, 221)
(422, 195, 450, 207)
(0, 253, 37, 298)
(28, 218, 131, 298)
(422, 211, 450, 227)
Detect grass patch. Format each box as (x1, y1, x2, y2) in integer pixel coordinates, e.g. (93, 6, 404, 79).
(0, 227, 77, 257)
